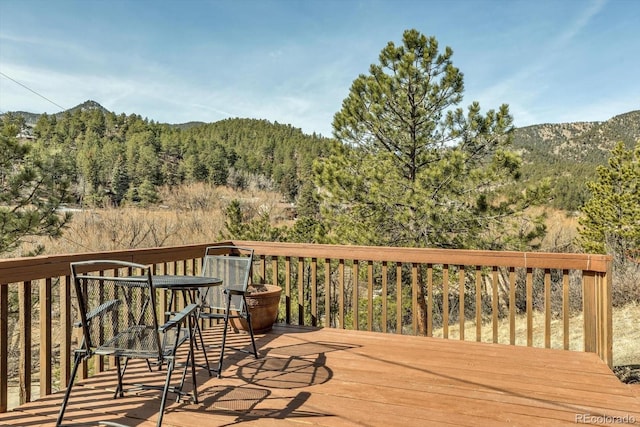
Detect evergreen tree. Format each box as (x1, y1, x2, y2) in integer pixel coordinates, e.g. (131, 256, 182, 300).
(296, 181, 320, 219)
(33, 113, 55, 144)
(221, 199, 286, 241)
(137, 179, 160, 206)
(207, 146, 229, 186)
(110, 157, 130, 205)
(288, 181, 326, 243)
(315, 29, 546, 250)
(0, 115, 72, 255)
(221, 199, 246, 239)
(578, 141, 640, 262)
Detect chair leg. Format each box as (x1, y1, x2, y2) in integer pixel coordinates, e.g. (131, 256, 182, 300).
(246, 313, 259, 358)
(157, 359, 174, 427)
(177, 325, 199, 404)
(55, 352, 83, 426)
(114, 356, 126, 398)
(216, 296, 233, 378)
(243, 295, 259, 358)
(216, 316, 230, 378)
(195, 315, 212, 377)
(188, 322, 199, 404)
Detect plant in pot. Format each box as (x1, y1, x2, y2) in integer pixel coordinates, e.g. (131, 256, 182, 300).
(232, 283, 282, 333)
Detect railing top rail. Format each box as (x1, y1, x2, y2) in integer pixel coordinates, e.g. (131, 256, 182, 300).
(0, 240, 612, 284)
(231, 241, 612, 272)
(0, 243, 213, 284)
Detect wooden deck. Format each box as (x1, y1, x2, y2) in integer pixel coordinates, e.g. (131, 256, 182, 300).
(0, 325, 638, 426)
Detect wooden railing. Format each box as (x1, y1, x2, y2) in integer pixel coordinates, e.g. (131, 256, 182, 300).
(0, 241, 612, 412)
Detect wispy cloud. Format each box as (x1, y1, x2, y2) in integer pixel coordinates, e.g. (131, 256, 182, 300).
(475, 0, 610, 126)
(553, 0, 607, 48)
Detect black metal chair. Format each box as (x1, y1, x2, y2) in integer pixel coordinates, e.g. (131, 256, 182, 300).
(198, 245, 258, 377)
(56, 260, 199, 427)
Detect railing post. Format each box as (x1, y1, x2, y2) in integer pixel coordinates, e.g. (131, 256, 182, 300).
(544, 269, 551, 349)
(582, 267, 614, 367)
(396, 262, 402, 334)
(443, 265, 449, 339)
(412, 263, 418, 335)
(458, 265, 465, 341)
(598, 268, 613, 368)
(582, 271, 597, 354)
(475, 266, 482, 342)
(19, 281, 31, 405)
(426, 264, 433, 337)
(526, 268, 533, 347)
(285, 257, 291, 325)
(311, 258, 318, 327)
(60, 275, 72, 389)
(352, 260, 359, 330)
(0, 284, 8, 413)
(40, 278, 52, 397)
(339, 259, 345, 329)
(298, 257, 304, 326)
(367, 261, 374, 332)
(381, 261, 388, 333)
(508, 267, 516, 345)
(491, 267, 498, 343)
(562, 270, 570, 350)
(324, 258, 331, 328)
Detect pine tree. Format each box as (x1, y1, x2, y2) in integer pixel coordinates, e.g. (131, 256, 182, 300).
(110, 157, 130, 206)
(137, 179, 160, 206)
(0, 115, 72, 255)
(578, 141, 640, 262)
(315, 29, 545, 250)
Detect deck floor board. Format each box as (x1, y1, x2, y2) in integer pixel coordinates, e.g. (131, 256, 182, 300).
(0, 325, 638, 426)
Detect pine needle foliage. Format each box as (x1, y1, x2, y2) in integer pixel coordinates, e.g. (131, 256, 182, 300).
(579, 140, 640, 262)
(315, 29, 547, 250)
(0, 114, 72, 255)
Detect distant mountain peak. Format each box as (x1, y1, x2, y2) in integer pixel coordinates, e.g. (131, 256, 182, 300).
(0, 100, 111, 128)
(69, 100, 109, 113)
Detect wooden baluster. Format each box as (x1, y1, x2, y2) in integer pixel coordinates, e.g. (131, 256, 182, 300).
(40, 278, 52, 396)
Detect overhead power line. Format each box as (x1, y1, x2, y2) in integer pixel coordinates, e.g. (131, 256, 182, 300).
(0, 70, 67, 111)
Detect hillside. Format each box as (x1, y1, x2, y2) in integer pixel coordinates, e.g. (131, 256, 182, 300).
(2, 101, 639, 212)
(511, 110, 640, 211)
(0, 101, 333, 207)
(512, 110, 640, 163)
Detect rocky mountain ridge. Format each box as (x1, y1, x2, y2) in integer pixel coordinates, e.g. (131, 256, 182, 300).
(512, 110, 640, 164)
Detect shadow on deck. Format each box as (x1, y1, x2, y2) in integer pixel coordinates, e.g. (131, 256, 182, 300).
(1, 324, 639, 426)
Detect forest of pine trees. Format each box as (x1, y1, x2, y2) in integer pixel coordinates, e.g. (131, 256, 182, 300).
(3, 106, 332, 209)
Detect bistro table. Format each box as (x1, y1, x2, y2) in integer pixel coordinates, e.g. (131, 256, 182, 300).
(151, 274, 222, 307)
(151, 274, 223, 375)
(151, 274, 222, 291)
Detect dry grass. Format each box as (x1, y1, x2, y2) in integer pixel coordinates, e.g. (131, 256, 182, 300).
(612, 302, 640, 366)
(439, 302, 640, 368)
(538, 208, 580, 252)
(17, 183, 286, 256)
(440, 311, 584, 351)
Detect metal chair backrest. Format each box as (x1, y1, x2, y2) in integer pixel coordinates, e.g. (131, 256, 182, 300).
(71, 260, 162, 360)
(201, 246, 253, 312)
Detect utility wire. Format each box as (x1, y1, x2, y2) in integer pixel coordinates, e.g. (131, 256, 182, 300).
(0, 70, 67, 111)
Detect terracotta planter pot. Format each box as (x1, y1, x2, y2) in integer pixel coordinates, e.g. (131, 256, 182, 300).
(232, 284, 282, 333)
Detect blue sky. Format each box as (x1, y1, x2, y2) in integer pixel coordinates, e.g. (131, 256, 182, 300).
(0, 0, 638, 137)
